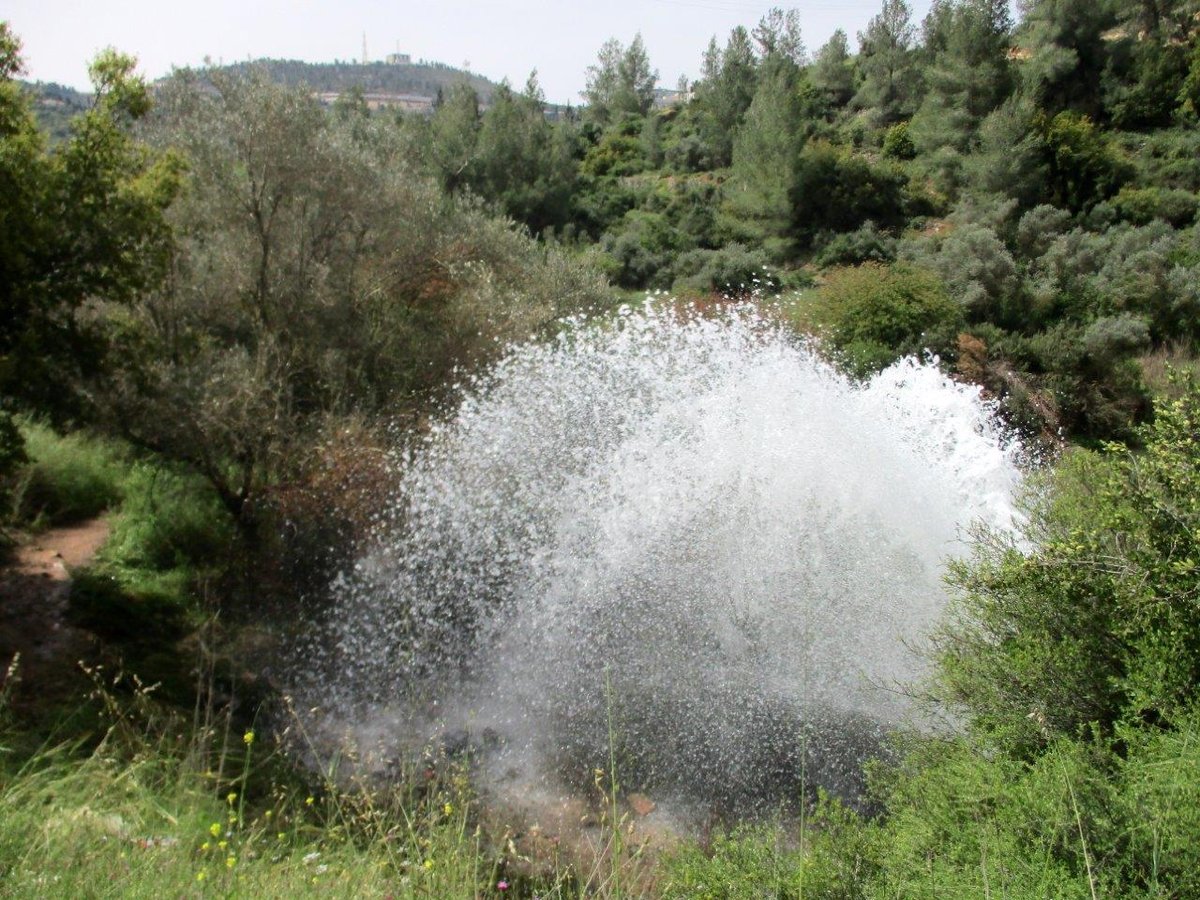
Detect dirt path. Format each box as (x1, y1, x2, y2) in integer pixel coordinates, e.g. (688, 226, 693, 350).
(0, 518, 111, 703)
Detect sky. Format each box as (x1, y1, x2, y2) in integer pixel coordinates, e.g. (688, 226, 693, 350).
(6, 0, 924, 106)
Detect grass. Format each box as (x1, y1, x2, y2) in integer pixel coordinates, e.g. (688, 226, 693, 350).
(0, 653, 676, 899)
(9, 420, 127, 528)
(0, 666, 508, 899)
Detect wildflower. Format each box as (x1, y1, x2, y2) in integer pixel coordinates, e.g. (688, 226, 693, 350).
(209, 823, 221, 838)
(226, 855, 236, 869)
(264, 810, 272, 819)
(497, 880, 510, 891)
(226, 792, 237, 805)
(201, 842, 210, 852)
(305, 796, 315, 806)
(315, 864, 329, 874)
(303, 852, 321, 865)
(443, 802, 454, 816)
(196, 871, 207, 882)
(218, 840, 228, 850)
(423, 859, 434, 871)
(277, 832, 286, 841)
(243, 730, 255, 746)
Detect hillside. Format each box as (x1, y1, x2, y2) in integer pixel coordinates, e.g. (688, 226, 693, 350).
(20, 80, 90, 141)
(205, 57, 501, 103)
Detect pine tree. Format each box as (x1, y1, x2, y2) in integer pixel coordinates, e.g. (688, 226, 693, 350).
(854, 0, 922, 123)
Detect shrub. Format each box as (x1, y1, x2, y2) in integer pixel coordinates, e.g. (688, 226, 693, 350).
(813, 221, 897, 268)
(1081, 313, 1151, 363)
(789, 142, 909, 248)
(812, 262, 961, 376)
(665, 133, 714, 173)
(671, 243, 780, 296)
(1014, 204, 1073, 259)
(940, 381, 1200, 744)
(1040, 111, 1131, 213)
(792, 385, 1200, 898)
(602, 210, 695, 289)
(881, 121, 915, 160)
(1109, 185, 1199, 228)
(912, 223, 1020, 322)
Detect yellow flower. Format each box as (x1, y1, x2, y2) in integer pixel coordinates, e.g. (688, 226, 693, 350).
(218, 840, 228, 850)
(305, 796, 315, 806)
(243, 730, 255, 746)
(201, 841, 211, 851)
(423, 859, 434, 871)
(226, 792, 237, 805)
(264, 810, 272, 819)
(209, 822, 221, 837)
(196, 871, 207, 882)
(226, 855, 236, 869)
(443, 802, 454, 816)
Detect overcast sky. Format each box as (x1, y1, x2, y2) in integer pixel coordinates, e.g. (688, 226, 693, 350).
(6, 0, 931, 105)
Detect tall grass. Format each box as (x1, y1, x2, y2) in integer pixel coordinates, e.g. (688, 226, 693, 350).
(0, 667, 501, 899)
(10, 421, 127, 527)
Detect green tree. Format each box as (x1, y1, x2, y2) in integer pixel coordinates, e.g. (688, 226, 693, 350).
(810, 29, 856, 108)
(106, 72, 606, 536)
(1016, 0, 1118, 117)
(1102, 0, 1197, 126)
(0, 25, 179, 420)
(691, 27, 758, 166)
(752, 7, 806, 64)
(469, 73, 576, 234)
(910, 0, 1014, 154)
(854, 0, 922, 123)
(583, 34, 658, 123)
(724, 54, 806, 256)
(423, 81, 481, 192)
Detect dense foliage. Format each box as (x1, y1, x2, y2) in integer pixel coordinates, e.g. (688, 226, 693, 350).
(4, 2, 1200, 894)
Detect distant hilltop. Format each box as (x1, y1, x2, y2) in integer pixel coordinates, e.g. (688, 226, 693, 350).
(203, 58, 501, 112)
(21, 56, 574, 134)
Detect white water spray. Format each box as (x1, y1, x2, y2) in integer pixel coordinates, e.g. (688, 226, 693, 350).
(321, 303, 1024, 811)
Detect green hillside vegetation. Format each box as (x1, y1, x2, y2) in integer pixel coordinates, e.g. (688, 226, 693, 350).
(207, 57, 501, 101)
(4, 1, 1200, 894)
(19, 80, 90, 141)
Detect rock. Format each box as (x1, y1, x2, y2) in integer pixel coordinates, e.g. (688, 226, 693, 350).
(627, 793, 655, 817)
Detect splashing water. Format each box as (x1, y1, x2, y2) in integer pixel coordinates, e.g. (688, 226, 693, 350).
(319, 303, 1024, 813)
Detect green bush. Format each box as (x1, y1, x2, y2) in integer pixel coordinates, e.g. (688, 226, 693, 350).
(909, 222, 1019, 322)
(941, 382, 1200, 740)
(12, 422, 126, 526)
(811, 262, 961, 376)
(602, 209, 695, 289)
(786, 384, 1200, 898)
(1109, 185, 1199, 227)
(671, 243, 780, 296)
(813, 221, 897, 268)
(882, 121, 915, 160)
(789, 142, 909, 248)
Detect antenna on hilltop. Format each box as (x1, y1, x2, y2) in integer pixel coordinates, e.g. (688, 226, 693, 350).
(362, 32, 368, 64)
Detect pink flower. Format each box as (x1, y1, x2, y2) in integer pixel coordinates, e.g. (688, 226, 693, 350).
(497, 881, 509, 891)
